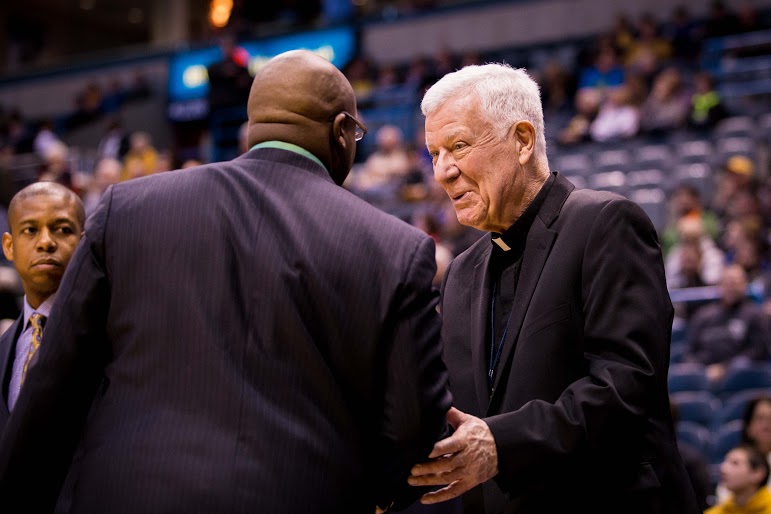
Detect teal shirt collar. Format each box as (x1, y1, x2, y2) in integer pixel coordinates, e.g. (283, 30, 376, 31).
(250, 141, 326, 171)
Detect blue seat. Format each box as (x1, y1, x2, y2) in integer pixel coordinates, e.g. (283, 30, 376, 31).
(712, 388, 770, 428)
(714, 363, 771, 399)
(711, 419, 744, 465)
(676, 421, 712, 457)
(670, 391, 721, 428)
(668, 363, 710, 394)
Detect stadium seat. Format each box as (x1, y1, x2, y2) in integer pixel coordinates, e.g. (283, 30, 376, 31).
(713, 116, 755, 138)
(589, 170, 626, 194)
(625, 168, 665, 189)
(670, 344, 686, 365)
(628, 187, 667, 232)
(712, 388, 771, 428)
(670, 391, 721, 428)
(711, 419, 743, 465)
(595, 149, 631, 170)
(554, 154, 592, 175)
(633, 144, 672, 168)
(675, 139, 712, 163)
(668, 363, 710, 394)
(715, 364, 771, 399)
(676, 421, 712, 457)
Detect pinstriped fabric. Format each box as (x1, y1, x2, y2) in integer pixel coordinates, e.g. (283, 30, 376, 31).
(0, 147, 450, 514)
(20, 313, 44, 384)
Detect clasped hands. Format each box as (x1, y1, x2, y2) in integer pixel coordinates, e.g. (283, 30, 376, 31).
(408, 406, 499, 504)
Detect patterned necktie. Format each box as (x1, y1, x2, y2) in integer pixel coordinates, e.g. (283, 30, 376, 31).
(21, 312, 45, 384)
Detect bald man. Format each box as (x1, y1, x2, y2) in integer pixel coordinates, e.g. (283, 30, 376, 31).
(0, 50, 450, 513)
(0, 182, 84, 432)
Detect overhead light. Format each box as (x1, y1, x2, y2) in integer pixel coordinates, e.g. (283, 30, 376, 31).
(80, 0, 96, 10)
(209, 0, 233, 28)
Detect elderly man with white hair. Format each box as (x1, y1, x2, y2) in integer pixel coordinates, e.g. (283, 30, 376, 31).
(407, 62, 701, 514)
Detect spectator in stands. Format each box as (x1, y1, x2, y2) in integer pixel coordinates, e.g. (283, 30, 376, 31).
(576, 43, 625, 94)
(716, 395, 771, 504)
(688, 71, 728, 131)
(670, 397, 713, 510)
(665, 216, 725, 286)
(667, 240, 706, 289)
(589, 84, 640, 142)
(663, 183, 721, 256)
(38, 140, 75, 192)
(735, 1, 765, 33)
(610, 14, 636, 57)
(206, 34, 252, 115)
(32, 119, 61, 159)
(663, 6, 701, 60)
(639, 67, 690, 135)
(82, 158, 121, 216)
(742, 396, 771, 465)
(557, 87, 601, 146)
(704, 1, 742, 39)
(713, 155, 757, 220)
(537, 59, 575, 116)
(624, 13, 672, 81)
(96, 117, 129, 161)
(685, 264, 769, 384)
(344, 56, 376, 106)
(0, 182, 84, 431)
(357, 124, 410, 190)
(120, 131, 158, 181)
(707, 444, 771, 514)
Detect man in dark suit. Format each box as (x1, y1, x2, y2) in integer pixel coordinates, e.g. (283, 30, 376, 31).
(407, 63, 700, 513)
(0, 50, 450, 513)
(0, 182, 84, 433)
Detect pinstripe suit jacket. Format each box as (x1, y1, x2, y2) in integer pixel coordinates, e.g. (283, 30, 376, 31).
(0, 147, 451, 513)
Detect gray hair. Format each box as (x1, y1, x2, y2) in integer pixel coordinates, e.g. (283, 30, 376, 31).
(421, 63, 548, 166)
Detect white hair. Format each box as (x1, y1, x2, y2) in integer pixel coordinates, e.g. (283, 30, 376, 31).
(421, 63, 548, 167)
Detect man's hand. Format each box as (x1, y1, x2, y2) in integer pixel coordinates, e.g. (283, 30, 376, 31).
(408, 407, 498, 504)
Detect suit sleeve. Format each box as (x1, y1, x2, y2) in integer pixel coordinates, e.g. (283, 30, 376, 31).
(0, 186, 113, 511)
(377, 235, 452, 511)
(486, 198, 672, 492)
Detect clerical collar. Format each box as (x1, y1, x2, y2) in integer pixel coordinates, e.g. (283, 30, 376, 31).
(491, 173, 555, 255)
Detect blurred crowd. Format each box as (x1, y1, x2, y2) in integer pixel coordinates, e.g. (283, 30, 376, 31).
(0, 0, 768, 510)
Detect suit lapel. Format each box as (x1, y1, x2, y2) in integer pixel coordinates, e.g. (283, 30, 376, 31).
(487, 173, 574, 411)
(470, 243, 493, 415)
(0, 316, 23, 417)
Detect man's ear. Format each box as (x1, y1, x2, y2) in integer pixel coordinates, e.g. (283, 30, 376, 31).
(2, 232, 13, 262)
(331, 112, 350, 152)
(513, 120, 536, 166)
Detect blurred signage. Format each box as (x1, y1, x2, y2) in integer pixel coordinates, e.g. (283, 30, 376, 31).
(167, 26, 357, 121)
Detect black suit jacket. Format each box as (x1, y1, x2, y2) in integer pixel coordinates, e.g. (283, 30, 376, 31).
(440, 173, 700, 514)
(0, 316, 22, 433)
(0, 147, 451, 513)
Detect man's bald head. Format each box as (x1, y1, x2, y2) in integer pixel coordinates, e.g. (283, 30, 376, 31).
(8, 182, 85, 232)
(245, 50, 359, 184)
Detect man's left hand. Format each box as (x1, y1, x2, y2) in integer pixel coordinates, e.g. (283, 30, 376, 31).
(408, 407, 498, 504)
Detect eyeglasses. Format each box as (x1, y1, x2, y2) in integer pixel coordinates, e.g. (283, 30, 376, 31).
(341, 111, 367, 141)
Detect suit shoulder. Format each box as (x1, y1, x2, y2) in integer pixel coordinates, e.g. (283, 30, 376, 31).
(566, 188, 649, 221)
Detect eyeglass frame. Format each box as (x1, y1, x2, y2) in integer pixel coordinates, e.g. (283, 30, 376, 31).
(339, 111, 367, 141)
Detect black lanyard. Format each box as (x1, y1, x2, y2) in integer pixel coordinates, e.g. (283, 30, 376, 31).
(489, 280, 514, 393)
